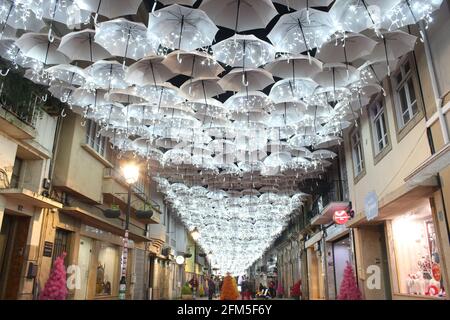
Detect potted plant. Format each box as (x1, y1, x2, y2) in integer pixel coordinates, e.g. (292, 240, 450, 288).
(181, 282, 193, 300)
(290, 280, 302, 300)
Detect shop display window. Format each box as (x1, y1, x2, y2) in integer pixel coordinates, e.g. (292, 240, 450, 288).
(96, 243, 119, 296)
(391, 204, 446, 298)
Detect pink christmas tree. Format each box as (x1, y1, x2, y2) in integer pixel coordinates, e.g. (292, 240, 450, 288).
(337, 262, 362, 300)
(39, 252, 68, 300)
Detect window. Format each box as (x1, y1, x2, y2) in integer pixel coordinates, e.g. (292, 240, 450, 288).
(86, 119, 108, 157)
(52, 228, 72, 267)
(392, 58, 419, 128)
(370, 97, 389, 155)
(391, 203, 445, 298)
(96, 243, 119, 296)
(350, 128, 364, 177)
(10, 157, 23, 188)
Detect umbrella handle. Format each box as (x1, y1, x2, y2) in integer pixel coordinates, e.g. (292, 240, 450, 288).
(151, 1, 161, 17)
(122, 60, 127, 71)
(242, 73, 249, 87)
(0, 68, 10, 77)
(60, 108, 67, 118)
(41, 94, 48, 102)
(48, 28, 55, 43)
(93, 13, 100, 28)
(177, 52, 183, 64)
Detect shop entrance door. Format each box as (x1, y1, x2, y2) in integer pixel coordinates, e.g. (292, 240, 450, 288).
(75, 237, 92, 300)
(333, 236, 352, 295)
(0, 213, 30, 300)
(307, 247, 320, 299)
(360, 224, 391, 300)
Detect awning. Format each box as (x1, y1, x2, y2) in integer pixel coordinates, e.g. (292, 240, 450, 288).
(0, 188, 62, 209)
(405, 143, 450, 186)
(60, 206, 151, 242)
(311, 201, 350, 225)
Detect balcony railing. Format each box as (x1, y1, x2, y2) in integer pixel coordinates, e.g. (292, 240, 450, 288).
(308, 179, 347, 220)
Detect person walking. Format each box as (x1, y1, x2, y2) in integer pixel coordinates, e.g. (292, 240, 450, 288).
(189, 276, 199, 300)
(207, 276, 216, 300)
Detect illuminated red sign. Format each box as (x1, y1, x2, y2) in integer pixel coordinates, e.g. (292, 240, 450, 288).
(333, 210, 350, 225)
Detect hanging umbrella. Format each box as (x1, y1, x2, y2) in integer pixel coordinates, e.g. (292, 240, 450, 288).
(224, 91, 273, 113)
(85, 60, 128, 90)
(104, 87, 147, 105)
(15, 33, 71, 65)
(71, 88, 109, 107)
(269, 78, 318, 103)
(0, 37, 41, 70)
(75, 0, 143, 21)
(162, 51, 224, 79)
(273, 0, 334, 11)
(218, 68, 274, 92)
(30, 0, 91, 41)
(200, 0, 277, 33)
(0, 0, 45, 34)
(313, 135, 343, 149)
(162, 148, 192, 166)
(58, 29, 112, 63)
(264, 54, 322, 79)
(95, 18, 156, 63)
(329, 0, 398, 33)
(212, 34, 275, 68)
(48, 84, 77, 104)
(363, 30, 417, 76)
(316, 32, 377, 64)
(268, 8, 335, 55)
(136, 82, 184, 107)
(208, 139, 236, 155)
(180, 77, 224, 100)
(358, 58, 399, 84)
(125, 55, 174, 87)
(313, 63, 358, 89)
(384, 0, 444, 32)
(45, 64, 87, 91)
(148, 4, 218, 51)
(308, 149, 337, 159)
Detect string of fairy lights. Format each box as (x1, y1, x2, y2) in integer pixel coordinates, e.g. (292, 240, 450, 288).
(0, 0, 443, 275)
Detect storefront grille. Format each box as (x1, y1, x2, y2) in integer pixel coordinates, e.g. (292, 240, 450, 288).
(52, 228, 71, 266)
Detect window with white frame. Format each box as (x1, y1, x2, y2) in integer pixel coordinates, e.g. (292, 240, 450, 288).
(370, 97, 389, 155)
(351, 128, 364, 177)
(392, 57, 419, 128)
(86, 119, 108, 157)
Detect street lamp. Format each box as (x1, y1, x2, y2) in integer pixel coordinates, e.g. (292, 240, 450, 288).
(191, 227, 200, 241)
(119, 162, 139, 300)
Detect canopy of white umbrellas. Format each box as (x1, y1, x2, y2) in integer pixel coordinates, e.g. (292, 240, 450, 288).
(0, 0, 443, 274)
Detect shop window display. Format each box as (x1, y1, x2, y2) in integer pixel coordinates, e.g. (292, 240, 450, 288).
(96, 243, 119, 296)
(391, 204, 446, 298)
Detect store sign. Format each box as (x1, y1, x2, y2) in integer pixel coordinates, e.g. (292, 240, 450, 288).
(365, 191, 379, 221)
(43, 241, 53, 257)
(333, 210, 350, 225)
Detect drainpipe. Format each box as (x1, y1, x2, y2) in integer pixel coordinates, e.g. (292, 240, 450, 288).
(419, 21, 450, 144)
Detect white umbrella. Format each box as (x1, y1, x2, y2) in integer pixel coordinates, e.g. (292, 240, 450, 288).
(363, 30, 417, 76)
(309, 149, 337, 159)
(316, 32, 377, 64)
(384, 0, 444, 31)
(85, 60, 128, 90)
(218, 68, 274, 92)
(136, 82, 184, 107)
(0, 0, 45, 33)
(329, 0, 398, 33)
(72, 88, 109, 107)
(264, 54, 322, 80)
(358, 58, 399, 84)
(180, 77, 224, 100)
(314, 135, 343, 149)
(95, 18, 156, 62)
(225, 91, 273, 113)
(187, 98, 227, 118)
(46, 64, 87, 87)
(162, 51, 224, 79)
(268, 8, 335, 55)
(105, 87, 147, 105)
(269, 78, 319, 103)
(148, 4, 218, 51)
(75, 0, 143, 20)
(15, 33, 70, 65)
(208, 139, 236, 155)
(212, 34, 275, 68)
(200, 0, 278, 33)
(0, 38, 41, 70)
(264, 152, 292, 167)
(313, 63, 359, 89)
(273, 0, 333, 11)
(48, 84, 77, 104)
(30, 0, 91, 41)
(125, 55, 174, 87)
(59, 29, 112, 63)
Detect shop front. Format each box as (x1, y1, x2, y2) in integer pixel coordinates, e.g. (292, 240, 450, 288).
(305, 231, 326, 300)
(348, 186, 448, 300)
